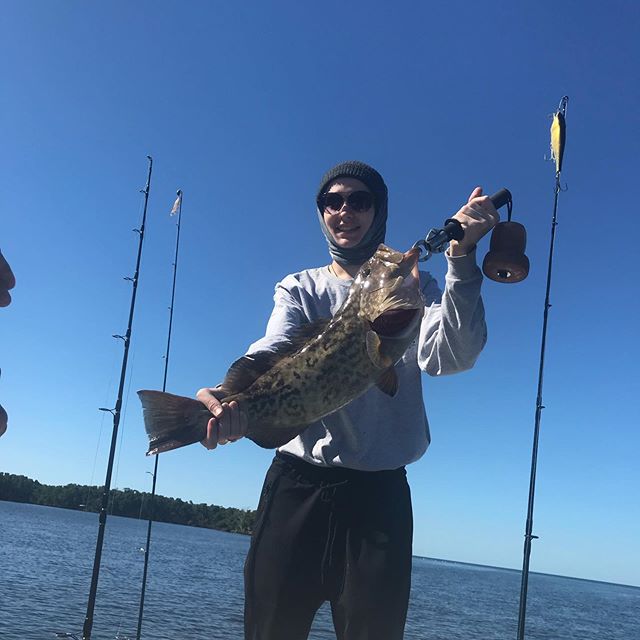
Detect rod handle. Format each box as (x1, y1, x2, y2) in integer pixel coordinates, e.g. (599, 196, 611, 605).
(489, 188, 512, 210)
(442, 218, 464, 241)
(440, 187, 511, 243)
(445, 188, 511, 240)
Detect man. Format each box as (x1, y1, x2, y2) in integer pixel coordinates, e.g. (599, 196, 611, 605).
(197, 161, 498, 639)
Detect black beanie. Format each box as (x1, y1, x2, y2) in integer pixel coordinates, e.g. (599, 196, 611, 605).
(316, 160, 388, 266)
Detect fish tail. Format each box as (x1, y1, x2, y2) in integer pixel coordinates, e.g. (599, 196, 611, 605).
(138, 390, 209, 456)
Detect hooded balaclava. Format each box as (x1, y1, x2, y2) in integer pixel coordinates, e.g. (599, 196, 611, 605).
(316, 160, 388, 266)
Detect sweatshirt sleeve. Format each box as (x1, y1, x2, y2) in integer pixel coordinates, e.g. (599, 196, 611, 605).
(417, 249, 487, 376)
(246, 277, 306, 355)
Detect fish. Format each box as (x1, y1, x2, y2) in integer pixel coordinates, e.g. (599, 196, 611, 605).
(139, 243, 425, 455)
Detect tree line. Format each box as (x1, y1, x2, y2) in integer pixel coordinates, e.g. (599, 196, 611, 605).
(0, 472, 256, 535)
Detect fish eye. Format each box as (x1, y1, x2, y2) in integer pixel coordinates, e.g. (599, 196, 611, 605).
(362, 267, 372, 277)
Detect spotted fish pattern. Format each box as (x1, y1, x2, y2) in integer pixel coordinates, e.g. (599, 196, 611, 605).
(139, 244, 425, 455)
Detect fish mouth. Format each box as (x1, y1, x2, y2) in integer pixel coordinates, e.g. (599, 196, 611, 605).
(400, 247, 420, 274)
(368, 247, 423, 336)
(372, 307, 421, 337)
(381, 247, 421, 292)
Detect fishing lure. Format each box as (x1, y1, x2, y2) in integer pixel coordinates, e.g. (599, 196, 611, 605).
(550, 96, 568, 174)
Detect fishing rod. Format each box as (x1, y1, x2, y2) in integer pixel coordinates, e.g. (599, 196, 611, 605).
(516, 96, 569, 640)
(81, 156, 154, 640)
(135, 190, 184, 640)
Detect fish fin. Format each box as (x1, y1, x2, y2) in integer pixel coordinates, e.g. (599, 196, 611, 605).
(376, 366, 399, 397)
(247, 425, 305, 449)
(223, 320, 332, 394)
(283, 319, 332, 354)
(138, 390, 209, 455)
(366, 330, 393, 370)
(223, 354, 279, 394)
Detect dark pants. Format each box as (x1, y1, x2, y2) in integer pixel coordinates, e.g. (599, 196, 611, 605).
(244, 452, 413, 640)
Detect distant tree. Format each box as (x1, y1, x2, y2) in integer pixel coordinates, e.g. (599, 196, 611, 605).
(0, 472, 256, 534)
(0, 473, 37, 502)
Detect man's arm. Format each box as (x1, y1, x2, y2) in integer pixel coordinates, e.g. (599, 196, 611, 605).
(418, 251, 487, 376)
(417, 187, 498, 376)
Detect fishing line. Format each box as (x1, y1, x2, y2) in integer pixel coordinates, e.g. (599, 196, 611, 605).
(137, 492, 146, 520)
(81, 156, 154, 640)
(85, 561, 137, 640)
(107, 190, 148, 516)
(85, 339, 121, 509)
(135, 189, 184, 640)
(85, 189, 147, 511)
(110, 345, 138, 515)
(516, 96, 569, 640)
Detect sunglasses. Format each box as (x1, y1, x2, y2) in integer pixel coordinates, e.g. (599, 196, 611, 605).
(319, 191, 374, 214)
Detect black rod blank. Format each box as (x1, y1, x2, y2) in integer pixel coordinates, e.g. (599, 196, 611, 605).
(516, 96, 568, 640)
(135, 191, 184, 640)
(82, 156, 153, 640)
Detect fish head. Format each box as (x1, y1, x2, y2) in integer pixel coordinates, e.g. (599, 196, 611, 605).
(351, 244, 424, 339)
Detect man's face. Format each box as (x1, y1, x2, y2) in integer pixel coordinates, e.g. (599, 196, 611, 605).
(321, 177, 375, 249)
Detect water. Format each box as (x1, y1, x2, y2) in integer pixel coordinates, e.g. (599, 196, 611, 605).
(1, 501, 638, 640)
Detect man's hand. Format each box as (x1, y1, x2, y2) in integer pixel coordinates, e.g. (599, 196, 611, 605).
(448, 187, 499, 257)
(0, 251, 15, 308)
(196, 386, 248, 450)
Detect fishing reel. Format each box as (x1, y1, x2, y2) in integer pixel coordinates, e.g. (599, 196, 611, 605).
(413, 188, 529, 283)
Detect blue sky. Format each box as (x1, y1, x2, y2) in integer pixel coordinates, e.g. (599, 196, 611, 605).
(1, 1, 638, 587)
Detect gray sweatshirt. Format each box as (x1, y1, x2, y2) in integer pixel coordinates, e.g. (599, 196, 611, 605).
(247, 250, 487, 471)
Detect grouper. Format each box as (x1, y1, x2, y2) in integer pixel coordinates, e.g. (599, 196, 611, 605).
(139, 243, 425, 455)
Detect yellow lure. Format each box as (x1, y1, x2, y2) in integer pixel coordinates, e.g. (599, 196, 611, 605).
(550, 110, 566, 174)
